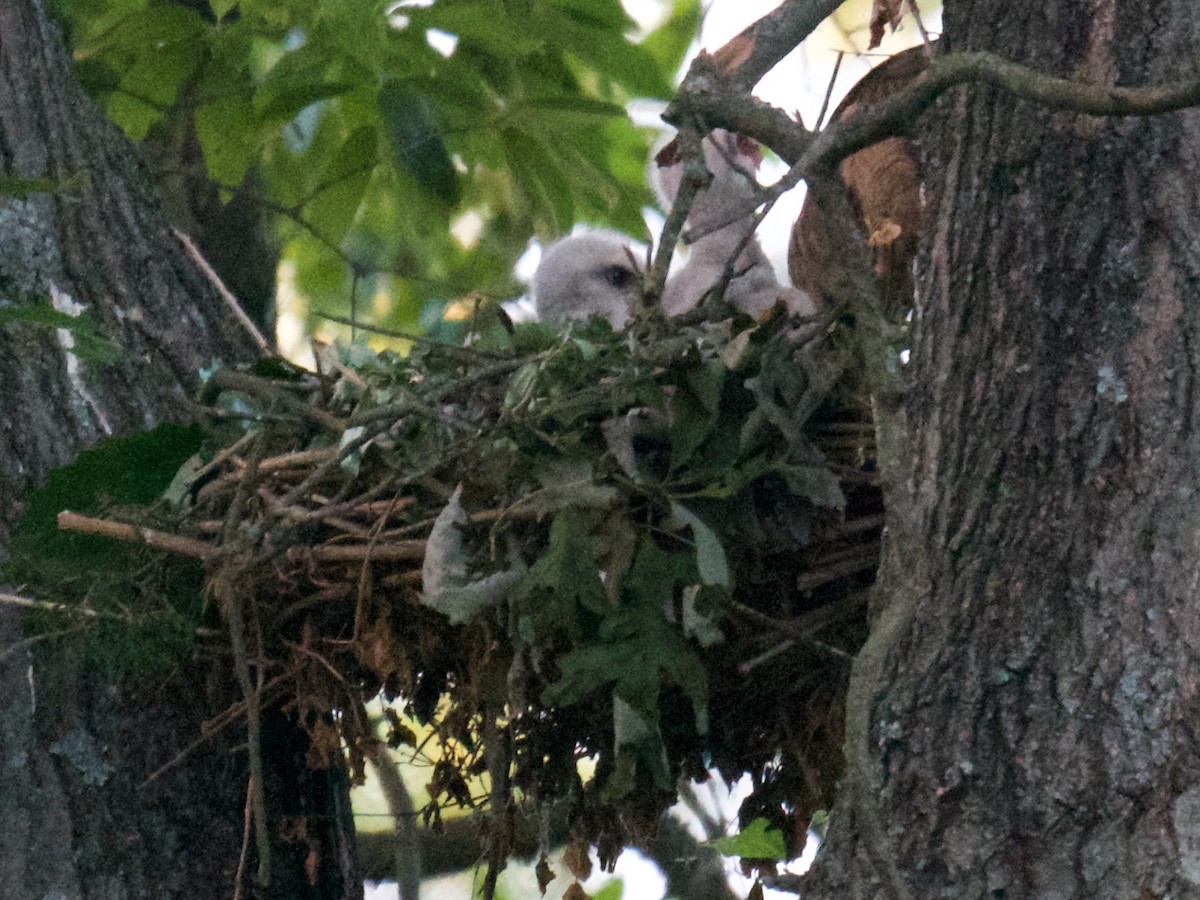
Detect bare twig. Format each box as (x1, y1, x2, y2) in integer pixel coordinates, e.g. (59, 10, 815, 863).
(318, 312, 516, 360)
(57, 511, 214, 560)
(174, 227, 272, 355)
(800, 50, 1200, 170)
(205, 369, 346, 433)
(710, 0, 849, 92)
(291, 541, 426, 563)
(905, 0, 934, 54)
(141, 673, 290, 785)
(647, 124, 708, 305)
(233, 776, 254, 900)
(480, 713, 512, 900)
(0, 590, 99, 617)
(815, 50, 845, 130)
(215, 439, 273, 887)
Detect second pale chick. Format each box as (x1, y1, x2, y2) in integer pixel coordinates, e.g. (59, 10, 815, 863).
(656, 129, 815, 320)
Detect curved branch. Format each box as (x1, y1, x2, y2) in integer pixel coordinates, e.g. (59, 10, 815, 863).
(674, 46, 1200, 180)
(802, 50, 1200, 172)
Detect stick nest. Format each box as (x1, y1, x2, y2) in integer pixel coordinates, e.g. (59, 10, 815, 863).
(64, 309, 880, 875)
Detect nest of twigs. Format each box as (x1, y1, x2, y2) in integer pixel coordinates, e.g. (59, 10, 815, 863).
(58, 307, 879, 883)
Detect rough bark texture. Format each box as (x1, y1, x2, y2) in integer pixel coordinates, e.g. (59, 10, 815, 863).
(0, 1, 354, 897)
(805, 1, 1200, 897)
(0, 0, 261, 543)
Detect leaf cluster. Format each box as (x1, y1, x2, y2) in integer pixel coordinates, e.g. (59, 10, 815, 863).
(53, 0, 699, 328)
(5, 423, 208, 676)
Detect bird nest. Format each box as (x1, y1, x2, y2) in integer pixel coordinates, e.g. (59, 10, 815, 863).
(53, 307, 879, 878)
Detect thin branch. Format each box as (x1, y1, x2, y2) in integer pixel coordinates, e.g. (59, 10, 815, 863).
(216, 438, 273, 887)
(317, 312, 516, 360)
(672, 46, 1200, 194)
(57, 511, 214, 560)
(0, 590, 99, 617)
(233, 776, 254, 900)
(815, 50, 845, 130)
(647, 124, 708, 305)
(291, 541, 426, 563)
(174, 228, 272, 355)
(801, 50, 1200, 172)
(205, 369, 346, 433)
(141, 673, 290, 785)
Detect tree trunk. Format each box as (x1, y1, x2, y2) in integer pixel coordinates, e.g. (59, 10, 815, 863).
(0, 1, 355, 896)
(806, 2, 1200, 897)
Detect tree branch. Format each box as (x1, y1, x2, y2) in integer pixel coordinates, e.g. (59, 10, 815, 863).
(800, 50, 1200, 172)
(670, 45, 1200, 181)
(710, 0, 848, 92)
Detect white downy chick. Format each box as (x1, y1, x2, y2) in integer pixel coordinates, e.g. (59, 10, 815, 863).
(656, 130, 815, 320)
(533, 232, 642, 328)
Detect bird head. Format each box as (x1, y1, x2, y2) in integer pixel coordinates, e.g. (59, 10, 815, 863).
(533, 233, 643, 328)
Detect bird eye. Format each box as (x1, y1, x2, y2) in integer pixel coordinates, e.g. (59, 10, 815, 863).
(604, 266, 635, 290)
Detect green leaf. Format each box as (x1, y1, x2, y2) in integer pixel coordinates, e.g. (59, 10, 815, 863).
(667, 503, 730, 588)
(499, 127, 574, 234)
(524, 458, 618, 518)
(668, 358, 725, 470)
(210, 0, 237, 22)
(545, 0, 635, 32)
(0, 297, 117, 364)
(0, 172, 92, 200)
(255, 78, 355, 122)
(379, 80, 460, 206)
(7, 423, 205, 563)
(704, 818, 787, 861)
(103, 93, 161, 141)
(780, 464, 846, 511)
(522, 95, 627, 119)
(514, 508, 608, 641)
(195, 97, 265, 186)
(404, 0, 546, 57)
(301, 125, 378, 245)
(641, 0, 702, 75)
(542, 541, 710, 733)
(534, 5, 671, 98)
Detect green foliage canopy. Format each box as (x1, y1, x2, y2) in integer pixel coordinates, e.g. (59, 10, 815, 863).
(55, 0, 700, 331)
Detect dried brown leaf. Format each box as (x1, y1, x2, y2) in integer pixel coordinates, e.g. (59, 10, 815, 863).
(563, 883, 592, 900)
(867, 219, 904, 248)
(564, 840, 594, 881)
(536, 854, 556, 895)
(305, 718, 342, 769)
(868, 0, 904, 49)
(354, 615, 407, 683)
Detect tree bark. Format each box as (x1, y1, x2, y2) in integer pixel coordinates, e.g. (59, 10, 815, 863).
(806, 2, 1200, 897)
(0, 1, 354, 896)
